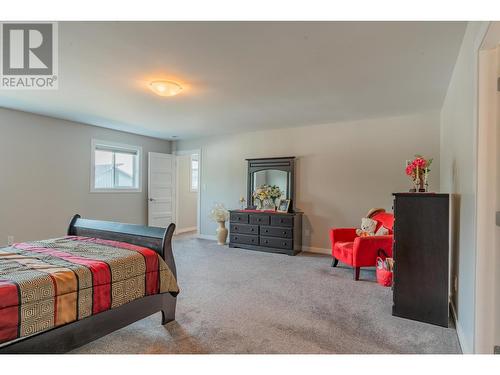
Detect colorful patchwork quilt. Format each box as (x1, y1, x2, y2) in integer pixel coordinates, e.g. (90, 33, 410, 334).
(0, 236, 179, 345)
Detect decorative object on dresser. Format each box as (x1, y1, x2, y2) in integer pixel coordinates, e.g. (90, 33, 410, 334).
(239, 196, 246, 210)
(252, 184, 283, 210)
(405, 155, 433, 192)
(277, 198, 291, 213)
(392, 193, 450, 327)
(209, 203, 230, 245)
(329, 208, 394, 280)
(229, 210, 303, 255)
(230, 156, 301, 255)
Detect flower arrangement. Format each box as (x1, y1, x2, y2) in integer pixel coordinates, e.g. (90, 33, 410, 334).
(253, 185, 283, 210)
(209, 203, 229, 223)
(405, 155, 433, 192)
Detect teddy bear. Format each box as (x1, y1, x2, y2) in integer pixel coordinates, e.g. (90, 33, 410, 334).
(356, 217, 378, 237)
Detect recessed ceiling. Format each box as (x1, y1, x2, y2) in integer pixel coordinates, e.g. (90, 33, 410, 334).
(0, 21, 466, 140)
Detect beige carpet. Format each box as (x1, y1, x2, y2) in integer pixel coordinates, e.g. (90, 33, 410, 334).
(72, 236, 461, 354)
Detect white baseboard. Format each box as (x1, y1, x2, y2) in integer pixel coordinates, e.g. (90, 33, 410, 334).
(302, 245, 330, 255)
(176, 226, 197, 234)
(450, 300, 470, 354)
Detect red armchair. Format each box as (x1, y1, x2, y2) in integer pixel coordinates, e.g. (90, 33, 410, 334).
(329, 210, 394, 280)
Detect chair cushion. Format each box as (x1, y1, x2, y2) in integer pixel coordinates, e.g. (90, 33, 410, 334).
(333, 241, 354, 264)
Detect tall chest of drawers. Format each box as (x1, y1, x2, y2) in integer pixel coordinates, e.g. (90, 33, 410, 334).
(228, 210, 302, 255)
(392, 193, 450, 327)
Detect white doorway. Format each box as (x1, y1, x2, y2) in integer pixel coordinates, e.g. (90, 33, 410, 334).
(148, 152, 176, 228)
(175, 149, 201, 235)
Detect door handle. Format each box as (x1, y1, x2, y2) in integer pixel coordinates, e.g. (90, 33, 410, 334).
(149, 198, 155, 202)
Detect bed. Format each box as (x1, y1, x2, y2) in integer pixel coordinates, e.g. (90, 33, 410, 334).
(0, 214, 179, 354)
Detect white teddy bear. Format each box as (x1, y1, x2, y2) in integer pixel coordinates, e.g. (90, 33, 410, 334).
(356, 217, 378, 237)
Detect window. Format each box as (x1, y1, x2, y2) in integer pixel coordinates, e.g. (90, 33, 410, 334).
(91, 140, 142, 192)
(190, 153, 199, 192)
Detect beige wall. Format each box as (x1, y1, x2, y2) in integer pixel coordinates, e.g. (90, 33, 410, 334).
(177, 111, 440, 250)
(0, 108, 171, 246)
(440, 22, 489, 354)
(176, 154, 198, 231)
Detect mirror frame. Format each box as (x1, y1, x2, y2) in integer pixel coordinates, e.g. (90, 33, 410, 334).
(246, 157, 296, 211)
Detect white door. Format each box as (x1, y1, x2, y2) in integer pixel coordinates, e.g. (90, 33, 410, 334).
(148, 152, 176, 228)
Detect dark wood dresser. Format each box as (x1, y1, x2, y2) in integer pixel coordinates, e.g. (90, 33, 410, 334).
(228, 210, 302, 255)
(392, 193, 450, 327)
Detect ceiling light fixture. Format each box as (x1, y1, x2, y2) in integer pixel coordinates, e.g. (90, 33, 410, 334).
(149, 80, 183, 97)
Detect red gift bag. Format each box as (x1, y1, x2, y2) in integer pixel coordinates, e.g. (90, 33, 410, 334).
(376, 249, 393, 287)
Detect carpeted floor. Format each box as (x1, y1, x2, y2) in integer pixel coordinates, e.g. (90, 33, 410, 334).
(72, 236, 461, 354)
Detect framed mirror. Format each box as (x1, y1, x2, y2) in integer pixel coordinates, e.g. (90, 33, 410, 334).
(246, 157, 295, 211)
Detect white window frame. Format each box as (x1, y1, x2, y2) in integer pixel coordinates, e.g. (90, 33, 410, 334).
(190, 153, 199, 193)
(90, 139, 142, 193)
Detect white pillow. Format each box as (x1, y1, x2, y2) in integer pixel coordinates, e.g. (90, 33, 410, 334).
(375, 226, 389, 236)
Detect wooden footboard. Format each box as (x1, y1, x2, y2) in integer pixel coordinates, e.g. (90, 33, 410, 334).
(0, 215, 178, 354)
(67, 214, 177, 279)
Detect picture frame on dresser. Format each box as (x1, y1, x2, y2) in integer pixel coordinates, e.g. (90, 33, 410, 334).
(277, 199, 291, 213)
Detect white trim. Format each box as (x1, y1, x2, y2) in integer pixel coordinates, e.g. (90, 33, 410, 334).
(475, 22, 499, 354)
(90, 139, 142, 193)
(302, 245, 330, 255)
(189, 153, 199, 193)
(176, 226, 197, 234)
(174, 156, 180, 233)
(470, 21, 492, 354)
(450, 300, 468, 354)
(175, 148, 202, 236)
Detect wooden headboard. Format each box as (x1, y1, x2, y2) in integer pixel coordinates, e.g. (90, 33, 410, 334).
(67, 214, 177, 278)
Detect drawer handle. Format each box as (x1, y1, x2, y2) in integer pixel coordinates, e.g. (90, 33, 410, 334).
(283, 231, 287, 235)
(282, 242, 287, 246)
(234, 226, 238, 230)
(264, 240, 269, 244)
(234, 236, 238, 240)
(251, 228, 254, 232)
(280, 219, 284, 223)
(265, 229, 269, 233)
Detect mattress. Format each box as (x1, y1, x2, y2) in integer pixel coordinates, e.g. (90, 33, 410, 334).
(0, 236, 179, 345)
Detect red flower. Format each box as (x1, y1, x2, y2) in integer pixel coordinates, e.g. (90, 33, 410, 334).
(405, 164, 415, 176)
(413, 158, 426, 168)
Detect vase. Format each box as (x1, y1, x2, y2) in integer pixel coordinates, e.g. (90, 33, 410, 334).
(410, 176, 427, 192)
(261, 198, 275, 211)
(216, 221, 228, 245)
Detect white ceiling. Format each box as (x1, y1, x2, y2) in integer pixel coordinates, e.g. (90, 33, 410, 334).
(0, 21, 466, 140)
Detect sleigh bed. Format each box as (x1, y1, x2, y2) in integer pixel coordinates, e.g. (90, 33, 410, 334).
(0, 215, 178, 354)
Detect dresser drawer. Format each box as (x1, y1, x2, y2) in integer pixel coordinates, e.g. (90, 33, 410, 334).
(249, 214, 270, 225)
(230, 212, 249, 224)
(230, 233, 259, 246)
(230, 223, 259, 235)
(260, 225, 292, 238)
(271, 215, 293, 227)
(260, 236, 293, 250)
